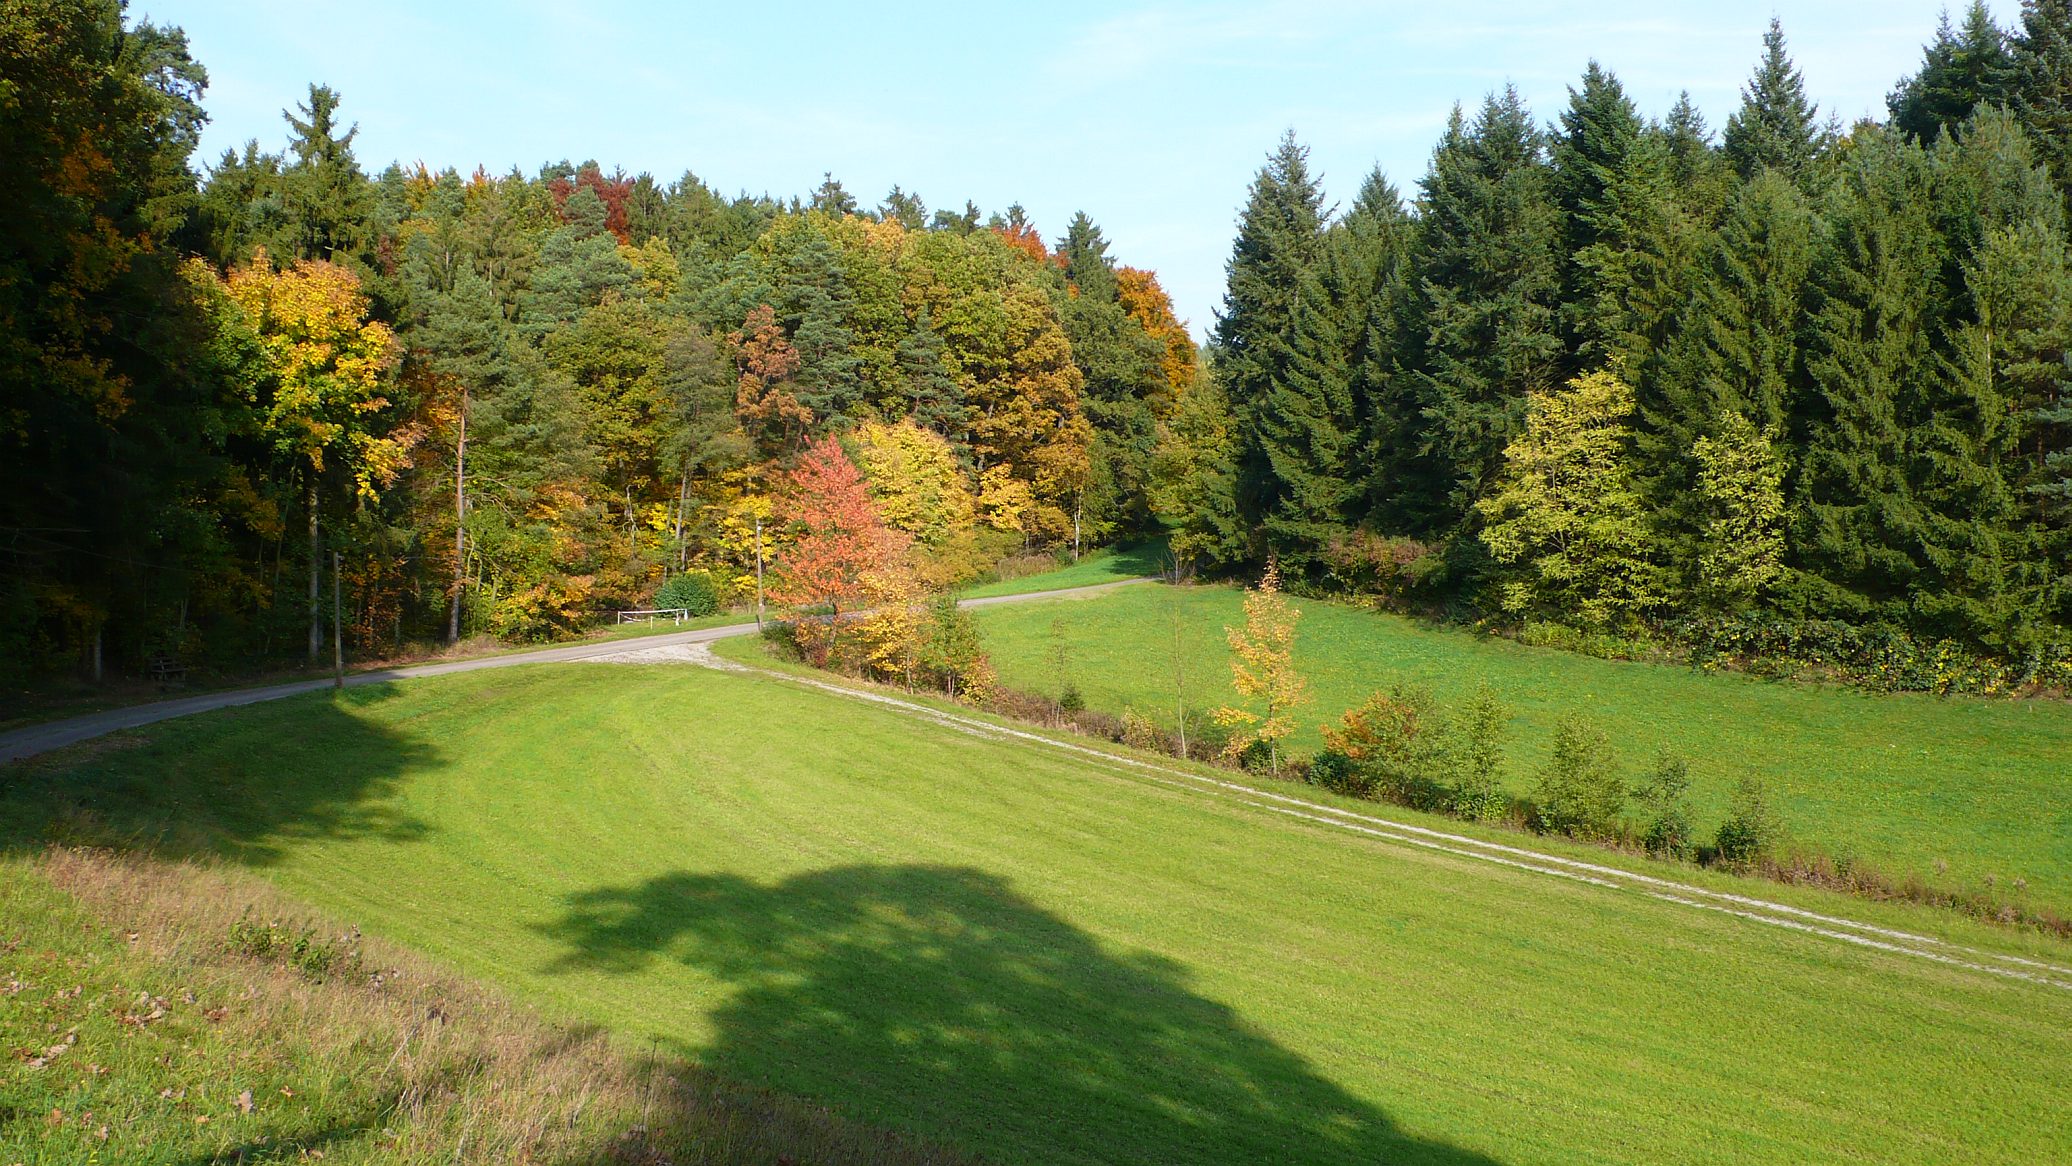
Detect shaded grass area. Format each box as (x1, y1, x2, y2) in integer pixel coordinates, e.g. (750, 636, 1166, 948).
(1, 847, 968, 1165)
(5, 665, 2069, 1164)
(969, 583, 2072, 914)
(955, 539, 1167, 599)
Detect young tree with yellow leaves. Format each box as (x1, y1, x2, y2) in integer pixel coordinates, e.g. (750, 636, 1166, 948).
(1215, 559, 1309, 775)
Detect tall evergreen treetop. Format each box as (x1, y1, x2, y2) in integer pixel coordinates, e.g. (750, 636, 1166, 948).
(1723, 19, 1822, 182)
(1215, 131, 1328, 537)
(2012, 0, 2072, 209)
(1889, 2, 2018, 145)
(281, 83, 370, 262)
(1058, 211, 1119, 302)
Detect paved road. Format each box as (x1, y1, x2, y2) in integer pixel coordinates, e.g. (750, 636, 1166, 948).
(0, 577, 1153, 764)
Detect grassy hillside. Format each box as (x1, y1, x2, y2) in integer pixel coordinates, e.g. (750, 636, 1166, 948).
(5, 663, 2068, 1165)
(969, 582, 2072, 912)
(1, 848, 964, 1165)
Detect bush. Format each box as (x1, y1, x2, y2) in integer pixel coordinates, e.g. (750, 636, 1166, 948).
(1308, 749, 1373, 798)
(1058, 683, 1085, 713)
(1448, 685, 1510, 822)
(654, 570, 721, 617)
(1321, 686, 1456, 808)
(1634, 751, 1695, 859)
(1715, 775, 1783, 865)
(1533, 718, 1626, 840)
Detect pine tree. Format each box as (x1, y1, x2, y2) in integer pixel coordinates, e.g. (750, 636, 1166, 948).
(1336, 170, 1420, 531)
(1722, 19, 1823, 183)
(1215, 131, 1328, 547)
(1890, 2, 2019, 145)
(1253, 237, 1361, 565)
(1410, 91, 1564, 531)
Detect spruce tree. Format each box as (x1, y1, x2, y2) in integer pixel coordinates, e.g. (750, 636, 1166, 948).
(1252, 234, 1362, 566)
(280, 84, 371, 262)
(1722, 19, 1823, 183)
(1659, 91, 1734, 226)
(1215, 131, 1328, 547)
(2012, 0, 2072, 211)
(1336, 170, 1421, 532)
(1793, 129, 1943, 627)
(1552, 63, 1692, 374)
(1409, 91, 1563, 531)
(1889, 2, 2018, 145)
(1640, 169, 1815, 565)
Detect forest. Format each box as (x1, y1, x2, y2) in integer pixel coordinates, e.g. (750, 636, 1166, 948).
(5, 0, 2071, 689)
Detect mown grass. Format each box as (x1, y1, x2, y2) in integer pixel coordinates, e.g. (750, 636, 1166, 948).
(4, 663, 2068, 1165)
(968, 582, 2072, 914)
(1, 847, 967, 1166)
(955, 539, 1167, 599)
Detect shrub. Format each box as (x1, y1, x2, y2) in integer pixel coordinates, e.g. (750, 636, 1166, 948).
(227, 910, 361, 982)
(1634, 751, 1695, 859)
(1715, 775, 1783, 865)
(1058, 683, 1085, 713)
(1321, 686, 1457, 808)
(1533, 717, 1626, 840)
(1448, 685, 1510, 822)
(654, 570, 721, 617)
(1308, 749, 1374, 798)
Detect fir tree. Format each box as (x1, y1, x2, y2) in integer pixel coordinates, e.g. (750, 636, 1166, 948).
(280, 84, 371, 263)
(1410, 91, 1564, 531)
(2012, 0, 2072, 210)
(1889, 2, 2019, 145)
(1659, 92, 1734, 225)
(1215, 130, 1328, 546)
(1722, 19, 1822, 183)
(1793, 129, 1944, 627)
(1640, 170, 1815, 560)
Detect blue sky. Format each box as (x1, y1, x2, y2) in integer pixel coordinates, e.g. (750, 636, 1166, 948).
(156, 0, 2022, 337)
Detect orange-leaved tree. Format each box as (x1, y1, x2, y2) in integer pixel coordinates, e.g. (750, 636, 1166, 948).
(769, 436, 909, 666)
(1215, 558, 1308, 775)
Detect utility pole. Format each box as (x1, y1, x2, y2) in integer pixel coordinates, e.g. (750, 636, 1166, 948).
(332, 549, 344, 690)
(753, 515, 765, 631)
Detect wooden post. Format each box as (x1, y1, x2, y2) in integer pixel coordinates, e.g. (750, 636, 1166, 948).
(332, 550, 344, 690)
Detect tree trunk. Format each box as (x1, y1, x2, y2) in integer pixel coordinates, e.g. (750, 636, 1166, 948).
(448, 386, 467, 644)
(307, 476, 321, 663)
(674, 464, 690, 571)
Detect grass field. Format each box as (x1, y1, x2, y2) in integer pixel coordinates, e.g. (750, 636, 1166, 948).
(5, 661, 2068, 1165)
(955, 539, 1167, 599)
(969, 582, 2072, 913)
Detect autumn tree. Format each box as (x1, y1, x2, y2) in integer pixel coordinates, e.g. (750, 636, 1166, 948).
(1215, 560, 1308, 775)
(731, 304, 812, 455)
(769, 436, 909, 665)
(223, 252, 404, 659)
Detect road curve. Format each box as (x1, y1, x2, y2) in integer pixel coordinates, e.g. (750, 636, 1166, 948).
(0, 576, 1153, 765)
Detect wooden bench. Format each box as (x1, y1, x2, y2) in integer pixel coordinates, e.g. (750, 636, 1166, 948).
(148, 653, 188, 688)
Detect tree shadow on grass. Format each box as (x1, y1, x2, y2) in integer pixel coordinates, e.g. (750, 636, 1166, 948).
(0, 684, 434, 865)
(540, 864, 1505, 1166)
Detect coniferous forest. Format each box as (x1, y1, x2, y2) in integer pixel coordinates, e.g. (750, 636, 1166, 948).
(6, 0, 2072, 691)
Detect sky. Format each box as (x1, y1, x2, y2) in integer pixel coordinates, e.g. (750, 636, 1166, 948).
(154, 0, 2026, 338)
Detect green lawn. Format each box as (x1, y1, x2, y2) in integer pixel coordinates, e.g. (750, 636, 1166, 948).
(955, 539, 1167, 599)
(968, 582, 2072, 914)
(5, 662, 2068, 1165)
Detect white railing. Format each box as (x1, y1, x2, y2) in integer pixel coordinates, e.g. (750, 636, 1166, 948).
(617, 607, 692, 625)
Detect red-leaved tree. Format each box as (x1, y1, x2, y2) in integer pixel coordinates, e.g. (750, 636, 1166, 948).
(770, 436, 909, 665)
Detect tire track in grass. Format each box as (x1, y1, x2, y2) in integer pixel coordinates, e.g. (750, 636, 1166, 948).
(665, 643, 2072, 993)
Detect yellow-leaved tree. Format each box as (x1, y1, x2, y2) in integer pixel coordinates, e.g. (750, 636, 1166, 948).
(220, 251, 405, 660)
(1215, 559, 1308, 774)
